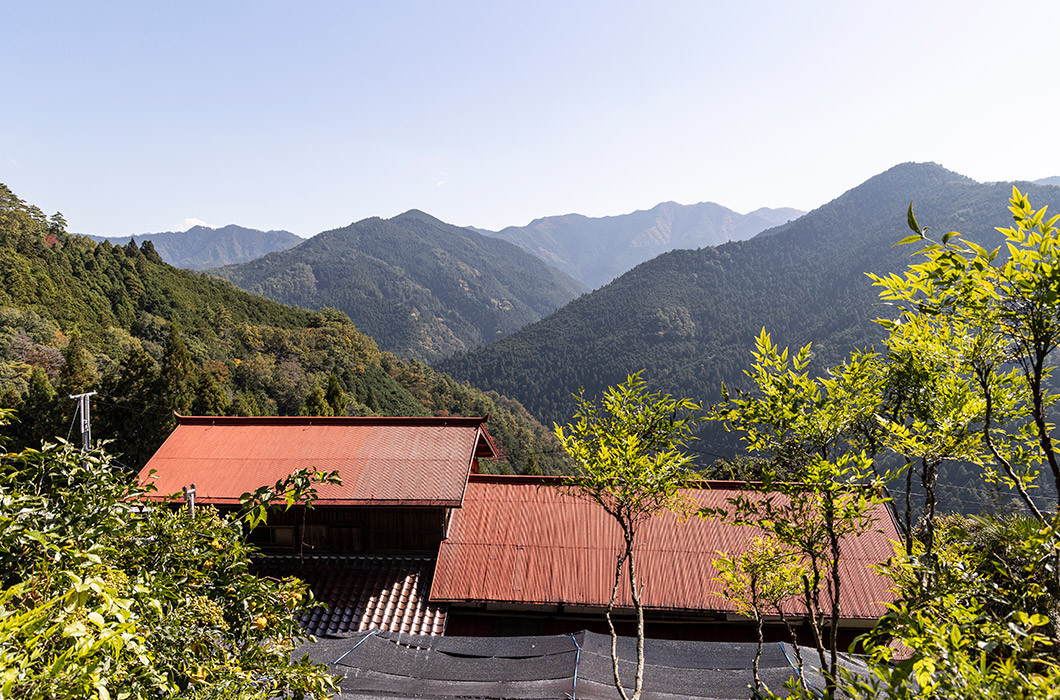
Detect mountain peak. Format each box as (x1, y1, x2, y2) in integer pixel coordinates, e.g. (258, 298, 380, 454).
(214, 209, 585, 362)
(872, 161, 975, 186)
(488, 200, 804, 288)
(391, 209, 444, 225)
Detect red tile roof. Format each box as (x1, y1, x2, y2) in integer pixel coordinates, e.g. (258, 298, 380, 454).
(255, 554, 447, 636)
(139, 416, 496, 507)
(431, 475, 899, 621)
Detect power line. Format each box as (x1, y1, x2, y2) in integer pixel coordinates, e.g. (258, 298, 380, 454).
(64, 405, 78, 443)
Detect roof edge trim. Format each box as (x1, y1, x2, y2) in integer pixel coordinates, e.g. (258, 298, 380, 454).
(174, 414, 490, 427)
(466, 474, 798, 490)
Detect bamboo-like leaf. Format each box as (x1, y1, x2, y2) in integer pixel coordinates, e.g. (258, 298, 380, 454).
(907, 202, 922, 235)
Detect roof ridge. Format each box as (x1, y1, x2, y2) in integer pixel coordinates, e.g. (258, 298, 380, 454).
(466, 474, 781, 490)
(174, 414, 489, 427)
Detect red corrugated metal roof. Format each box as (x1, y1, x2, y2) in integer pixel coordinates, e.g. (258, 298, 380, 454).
(431, 475, 899, 620)
(138, 416, 496, 507)
(254, 554, 447, 636)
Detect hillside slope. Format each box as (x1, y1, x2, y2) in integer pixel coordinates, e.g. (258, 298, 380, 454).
(0, 184, 566, 474)
(487, 201, 804, 288)
(214, 211, 586, 362)
(438, 163, 1060, 504)
(87, 224, 302, 269)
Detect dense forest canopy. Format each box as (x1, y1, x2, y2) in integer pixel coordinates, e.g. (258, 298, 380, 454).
(439, 163, 1060, 511)
(0, 183, 568, 474)
(213, 209, 586, 362)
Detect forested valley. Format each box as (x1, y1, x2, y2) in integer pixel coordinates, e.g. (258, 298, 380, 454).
(213, 209, 585, 362)
(439, 163, 1060, 512)
(0, 184, 569, 475)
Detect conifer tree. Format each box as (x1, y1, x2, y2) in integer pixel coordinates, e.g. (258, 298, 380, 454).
(150, 326, 197, 448)
(98, 341, 158, 466)
(158, 326, 196, 416)
(300, 385, 333, 417)
(58, 330, 96, 396)
(325, 371, 346, 416)
(193, 372, 229, 417)
(15, 367, 61, 449)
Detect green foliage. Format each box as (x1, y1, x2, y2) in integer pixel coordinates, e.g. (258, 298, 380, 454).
(714, 537, 806, 696)
(747, 190, 1060, 699)
(214, 210, 585, 362)
(839, 516, 1060, 699)
(299, 385, 333, 417)
(324, 372, 345, 416)
(709, 331, 893, 697)
(872, 185, 1060, 515)
(557, 372, 702, 527)
(555, 372, 701, 700)
(238, 468, 342, 531)
(714, 536, 804, 621)
(0, 411, 337, 699)
(0, 183, 564, 475)
(58, 330, 96, 396)
(439, 164, 1060, 510)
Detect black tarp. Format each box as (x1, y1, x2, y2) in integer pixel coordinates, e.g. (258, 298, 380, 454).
(294, 630, 867, 699)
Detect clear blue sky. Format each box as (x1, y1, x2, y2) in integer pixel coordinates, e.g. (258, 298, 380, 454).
(3, 1, 1058, 237)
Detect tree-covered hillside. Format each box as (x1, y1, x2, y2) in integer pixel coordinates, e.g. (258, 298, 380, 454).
(0, 184, 567, 474)
(213, 210, 586, 362)
(487, 201, 804, 288)
(86, 224, 303, 270)
(438, 163, 1060, 507)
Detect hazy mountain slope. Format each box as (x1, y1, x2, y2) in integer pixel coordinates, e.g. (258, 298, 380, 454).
(1034, 176, 1060, 187)
(86, 225, 302, 270)
(486, 201, 804, 288)
(213, 210, 586, 362)
(745, 206, 805, 227)
(0, 183, 567, 474)
(437, 163, 1060, 495)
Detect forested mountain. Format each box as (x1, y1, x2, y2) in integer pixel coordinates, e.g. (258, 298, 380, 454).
(1034, 176, 1060, 187)
(438, 163, 1060, 509)
(86, 224, 302, 269)
(213, 210, 586, 361)
(484, 201, 804, 288)
(0, 184, 567, 475)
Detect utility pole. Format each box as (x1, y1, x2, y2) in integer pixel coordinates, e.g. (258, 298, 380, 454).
(69, 391, 97, 451)
(182, 483, 196, 518)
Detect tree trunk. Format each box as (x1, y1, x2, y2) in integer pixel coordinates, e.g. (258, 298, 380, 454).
(627, 531, 645, 700)
(777, 608, 807, 692)
(605, 546, 631, 700)
(826, 497, 842, 700)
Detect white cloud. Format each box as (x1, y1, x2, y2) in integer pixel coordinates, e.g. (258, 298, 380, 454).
(178, 217, 211, 231)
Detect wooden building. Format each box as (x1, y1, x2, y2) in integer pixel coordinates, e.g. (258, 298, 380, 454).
(139, 414, 497, 635)
(432, 475, 899, 648)
(140, 416, 898, 644)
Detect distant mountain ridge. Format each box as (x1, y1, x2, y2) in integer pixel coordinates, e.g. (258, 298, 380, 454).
(438, 163, 1060, 512)
(85, 225, 302, 270)
(0, 183, 569, 475)
(213, 210, 586, 362)
(482, 201, 804, 288)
